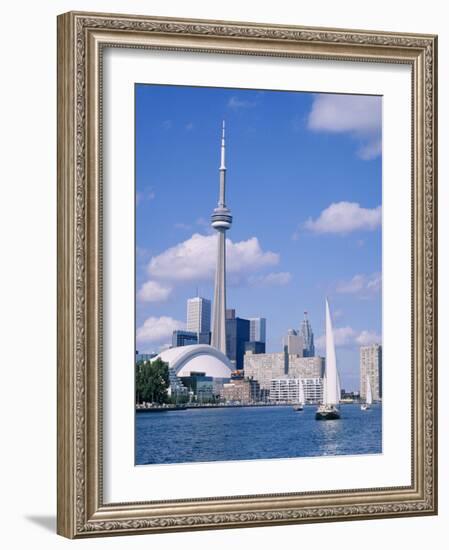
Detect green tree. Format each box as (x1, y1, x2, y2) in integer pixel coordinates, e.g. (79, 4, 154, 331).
(135, 358, 170, 404)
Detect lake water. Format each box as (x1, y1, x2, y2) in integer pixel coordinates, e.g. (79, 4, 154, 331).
(135, 403, 382, 465)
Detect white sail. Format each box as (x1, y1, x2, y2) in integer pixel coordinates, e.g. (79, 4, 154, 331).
(298, 378, 305, 404)
(366, 375, 373, 405)
(323, 298, 340, 405)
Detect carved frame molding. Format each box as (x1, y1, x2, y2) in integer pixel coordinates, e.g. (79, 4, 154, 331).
(57, 11, 437, 538)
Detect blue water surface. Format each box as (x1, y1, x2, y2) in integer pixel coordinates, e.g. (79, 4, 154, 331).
(135, 403, 382, 465)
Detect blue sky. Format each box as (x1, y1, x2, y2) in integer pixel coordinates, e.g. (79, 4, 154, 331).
(135, 84, 382, 391)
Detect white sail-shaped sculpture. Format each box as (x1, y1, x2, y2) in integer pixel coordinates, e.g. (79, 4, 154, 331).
(316, 298, 341, 420)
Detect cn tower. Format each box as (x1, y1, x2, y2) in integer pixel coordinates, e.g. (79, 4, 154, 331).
(210, 121, 233, 354)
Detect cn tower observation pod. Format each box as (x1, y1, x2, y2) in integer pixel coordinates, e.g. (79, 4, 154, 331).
(155, 344, 233, 378)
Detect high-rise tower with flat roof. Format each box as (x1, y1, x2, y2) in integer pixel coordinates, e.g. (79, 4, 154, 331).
(360, 343, 382, 401)
(249, 318, 266, 344)
(187, 296, 211, 334)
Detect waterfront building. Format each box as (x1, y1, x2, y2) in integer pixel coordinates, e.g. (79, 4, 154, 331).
(187, 296, 211, 335)
(154, 344, 232, 380)
(222, 379, 260, 403)
(167, 368, 188, 398)
(360, 343, 382, 401)
(283, 329, 304, 356)
(243, 351, 324, 387)
(212, 378, 227, 397)
(269, 377, 304, 404)
(244, 351, 287, 393)
(300, 311, 315, 357)
(225, 309, 250, 370)
(301, 377, 323, 403)
(244, 341, 266, 354)
(249, 317, 266, 343)
(179, 372, 215, 402)
(210, 121, 232, 354)
(288, 356, 324, 379)
(244, 350, 325, 403)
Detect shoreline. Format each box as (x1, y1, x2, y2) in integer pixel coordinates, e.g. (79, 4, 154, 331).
(136, 403, 293, 412)
(136, 401, 370, 412)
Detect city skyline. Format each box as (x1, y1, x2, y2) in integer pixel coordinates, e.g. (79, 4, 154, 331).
(135, 84, 382, 391)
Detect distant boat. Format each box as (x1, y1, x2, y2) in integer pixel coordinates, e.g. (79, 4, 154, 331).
(316, 299, 341, 421)
(361, 375, 373, 411)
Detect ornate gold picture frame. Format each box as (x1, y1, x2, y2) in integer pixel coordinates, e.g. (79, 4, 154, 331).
(57, 11, 437, 538)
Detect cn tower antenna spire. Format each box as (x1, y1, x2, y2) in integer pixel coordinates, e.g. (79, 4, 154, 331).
(220, 120, 226, 167)
(211, 121, 233, 354)
(218, 120, 226, 207)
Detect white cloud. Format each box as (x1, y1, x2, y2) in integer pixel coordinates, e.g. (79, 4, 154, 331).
(227, 96, 257, 109)
(138, 280, 172, 303)
(304, 202, 381, 234)
(136, 316, 185, 344)
(316, 326, 353, 349)
(358, 139, 382, 160)
(316, 326, 381, 350)
(335, 327, 361, 346)
(248, 272, 292, 287)
(356, 330, 381, 346)
(336, 273, 381, 297)
(147, 233, 279, 282)
(308, 94, 381, 134)
(307, 94, 382, 159)
(185, 122, 194, 131)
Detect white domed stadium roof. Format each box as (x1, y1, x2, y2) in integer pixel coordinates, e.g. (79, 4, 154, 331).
(155, 344, 233, 378)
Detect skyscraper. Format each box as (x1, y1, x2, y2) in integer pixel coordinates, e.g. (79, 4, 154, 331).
(360, 344, 382, 401)
(300, 311, 315, 357)
(225, 309, 250, 370)
(283, 329, 304, 355)
(249, 318, 266, 344)
(186, 296, 211, 334)
(244, 341, 266, 355)
(211, 121, 232, 354)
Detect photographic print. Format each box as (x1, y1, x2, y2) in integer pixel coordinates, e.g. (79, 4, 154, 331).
(135, 84, 383, 465)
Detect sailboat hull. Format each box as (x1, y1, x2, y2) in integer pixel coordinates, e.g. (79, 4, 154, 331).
(315, 405, 340, 420)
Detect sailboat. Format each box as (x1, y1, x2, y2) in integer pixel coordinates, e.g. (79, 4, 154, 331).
(316, 299, 341, 420)
(361, 375, 373, 411)
(293, 378, 305, 411)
